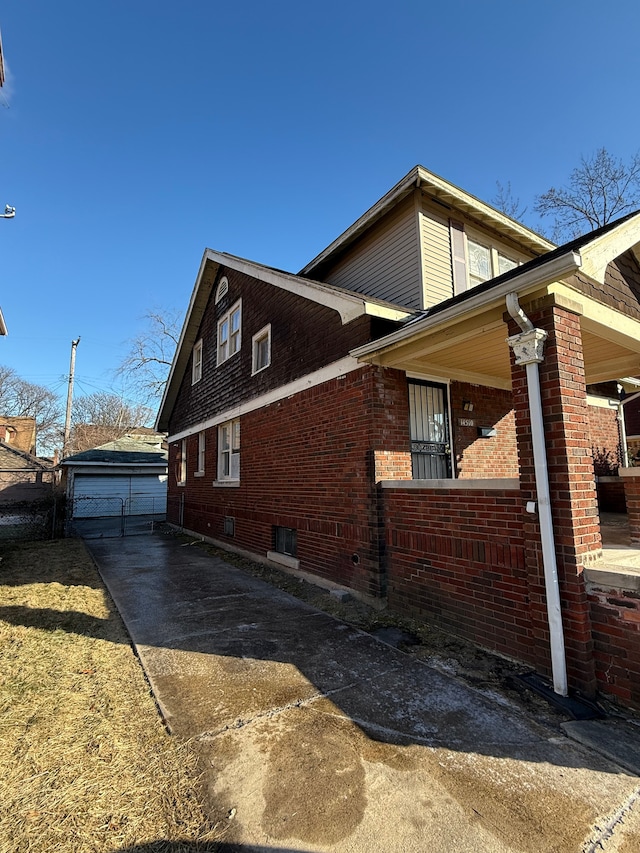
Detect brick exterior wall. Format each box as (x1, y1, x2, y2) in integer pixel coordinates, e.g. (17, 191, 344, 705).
(167, 266, 399, 435)
(587, 579, 640, 710)
(450, 382, 518, 479)
(164, 261, 640, 708)
(168, 364, 410, 600)
(588, 402, 621, 475)
(382, 485, 534, 664)
(0, 470, 54, 503)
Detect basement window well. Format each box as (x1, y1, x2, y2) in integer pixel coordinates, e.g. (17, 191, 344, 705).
(268, 526, 299, 570)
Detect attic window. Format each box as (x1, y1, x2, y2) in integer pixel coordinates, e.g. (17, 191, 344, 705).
(215, 276, 229, 304)
(217, 300, 242, 365)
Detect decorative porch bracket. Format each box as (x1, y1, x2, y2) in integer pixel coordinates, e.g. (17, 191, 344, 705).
(506, 327, 548, 366)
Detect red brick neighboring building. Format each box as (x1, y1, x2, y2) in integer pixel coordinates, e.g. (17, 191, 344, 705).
(158, 165, 640, 709)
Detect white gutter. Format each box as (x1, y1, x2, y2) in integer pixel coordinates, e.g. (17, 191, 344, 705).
(506, 293, 568, 697)
(352, 250, 582, 362)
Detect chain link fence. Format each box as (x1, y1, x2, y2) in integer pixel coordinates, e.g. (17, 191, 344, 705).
(66, 494, 166, 539)
(0, 498, 63, 541)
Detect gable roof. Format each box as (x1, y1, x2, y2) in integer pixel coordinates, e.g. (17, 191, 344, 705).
(156, 249, 413, 432)
(62, 436, 167, 467)
(299, 165, 555, 280)
(0, 441, 53, 472)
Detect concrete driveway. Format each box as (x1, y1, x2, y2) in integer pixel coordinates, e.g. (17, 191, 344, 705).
(86, 533, 640, 853)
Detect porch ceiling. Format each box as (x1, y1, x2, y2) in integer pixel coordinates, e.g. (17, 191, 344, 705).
(362, 284, 640, 390)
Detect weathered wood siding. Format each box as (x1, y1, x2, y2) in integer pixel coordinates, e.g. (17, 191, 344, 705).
(167, 266, 398, 436)
(420, 203, 454, 307)
(323, 195, 421, 309)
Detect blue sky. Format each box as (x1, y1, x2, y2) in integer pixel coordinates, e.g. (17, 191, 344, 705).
(1, 0, 638, 416)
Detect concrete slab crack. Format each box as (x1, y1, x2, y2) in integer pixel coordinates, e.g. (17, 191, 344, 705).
(583, 787, 640, 852)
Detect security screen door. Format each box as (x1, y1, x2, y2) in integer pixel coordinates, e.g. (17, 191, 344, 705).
(408, 380, 452, 479)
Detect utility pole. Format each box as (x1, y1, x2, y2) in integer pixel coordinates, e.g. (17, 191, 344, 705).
(63, 337, 80, 457)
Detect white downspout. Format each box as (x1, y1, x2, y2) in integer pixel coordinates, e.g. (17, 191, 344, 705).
(506, 293, 568, 697)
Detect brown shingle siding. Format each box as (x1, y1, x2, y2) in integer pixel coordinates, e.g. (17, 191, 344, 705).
(168, 267, 388, 435)
(572, 250, 640, 321)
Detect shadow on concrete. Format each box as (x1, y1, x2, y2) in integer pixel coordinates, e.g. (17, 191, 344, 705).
(72, 533, 636, 778)
(69, 513, 165, 540)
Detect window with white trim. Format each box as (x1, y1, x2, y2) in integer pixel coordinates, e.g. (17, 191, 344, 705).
(192, 340, 203, 384)
(252, 324, 271, 374)
(217, 300, 242, 365)
(451, 220, 520, 294)
(196, 431, 205, 475)
(467, 238, 518, 287)
(217, 418, 240, 481)
(176, 439, 187, 486)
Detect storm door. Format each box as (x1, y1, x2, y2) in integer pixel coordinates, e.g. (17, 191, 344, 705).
(408, 380, 452, 479)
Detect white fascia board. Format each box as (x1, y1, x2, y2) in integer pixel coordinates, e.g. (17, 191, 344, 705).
(414, 167, 554, 253)
(300, 168, 421, 275)
(301, 166, 553, 276)
(204, 250, 410, 324)
(578, 212, 640, 284)
(167, 355, 362, 443)
(62, 462, 167, 470)
(156, 250, 216, 431)
(156, 248, 410, 432)
(351, 250, 582, 362)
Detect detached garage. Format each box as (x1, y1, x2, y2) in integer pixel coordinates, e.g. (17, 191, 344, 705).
(62, 435, 168, 520)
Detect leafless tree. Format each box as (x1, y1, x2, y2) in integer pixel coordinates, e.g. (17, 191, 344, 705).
(0, 366, 62, 453)
(534, 148, 640, 241)
(69, 392, 156, 454)
(492, 180, 527, 222)
(117, 309, 181, 405)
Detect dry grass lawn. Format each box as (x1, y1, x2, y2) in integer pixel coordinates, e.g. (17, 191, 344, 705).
(0, 538, 221, 853)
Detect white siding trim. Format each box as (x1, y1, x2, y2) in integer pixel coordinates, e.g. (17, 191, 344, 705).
(168, 355, 363, 443)
(206, 251, 409, 324)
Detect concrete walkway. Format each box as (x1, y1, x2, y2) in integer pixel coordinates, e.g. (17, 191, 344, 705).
(87, 534, 640, 853)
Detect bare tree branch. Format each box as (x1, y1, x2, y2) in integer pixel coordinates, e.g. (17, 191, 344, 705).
(116, 309, 182, 404)
(68, 392, 156, 454)
(492, 180, 527, 222)
(534, 148, 640, 241)
(0, 366, 63, 453)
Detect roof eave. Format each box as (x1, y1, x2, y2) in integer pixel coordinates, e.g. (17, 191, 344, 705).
(156, 249, 412, 432)
(351, 249, 582, 362)
(300, 165, 554, 278)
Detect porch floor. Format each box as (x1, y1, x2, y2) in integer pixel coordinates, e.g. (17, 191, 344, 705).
(597, 512, 640, 575)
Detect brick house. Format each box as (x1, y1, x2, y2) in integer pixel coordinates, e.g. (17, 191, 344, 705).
(157, 165, 640, 709)
(0, 440, 54, 503)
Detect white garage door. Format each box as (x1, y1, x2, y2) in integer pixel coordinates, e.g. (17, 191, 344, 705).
(72, 474, 168, 518)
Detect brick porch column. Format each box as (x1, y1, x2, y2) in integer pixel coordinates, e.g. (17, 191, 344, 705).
(619, 468, 640, 543)
(508, 296, 599, 696)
